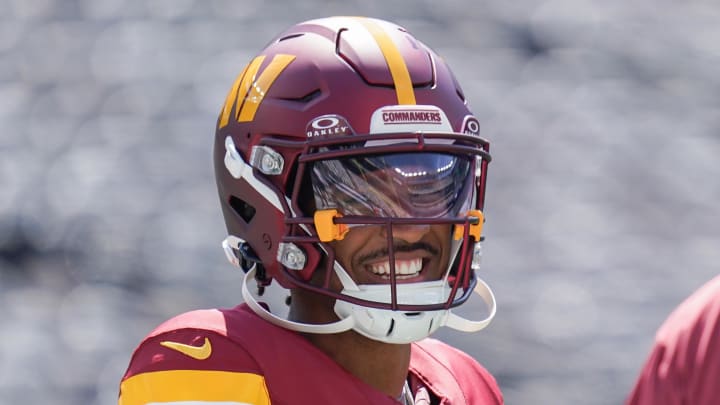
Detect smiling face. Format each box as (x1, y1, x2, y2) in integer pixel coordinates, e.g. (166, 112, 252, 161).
(307, 150, 472, 287)
(293, 149, 472, 312)
(288, 217, 455, 329)
(330, 223, 453, 286)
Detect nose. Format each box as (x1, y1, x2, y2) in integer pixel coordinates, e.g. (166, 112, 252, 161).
(386, 223, 430, 244)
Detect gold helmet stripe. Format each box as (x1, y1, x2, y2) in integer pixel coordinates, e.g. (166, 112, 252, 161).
(234, 55, 266, 122)
(218, 61, 251, 129)
(217, 55, 265, 129)
(238, 54, 296, 122)
(218, 54, 296, 128)
(355, 17, 416, 105)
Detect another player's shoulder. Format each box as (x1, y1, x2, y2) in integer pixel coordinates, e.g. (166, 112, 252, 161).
(626, 277, 720, 405)
(658, 275, 720, 339)
(119, 305, 272, 405)
(411, 338, 503, 404)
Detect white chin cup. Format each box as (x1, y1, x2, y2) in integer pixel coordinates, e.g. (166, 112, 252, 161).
(334, 281, 449, 344)
(240, 267, 497, 343)
(334, 278, 496, 344)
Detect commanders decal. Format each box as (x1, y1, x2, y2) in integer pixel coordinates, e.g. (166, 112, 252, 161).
(381, 109, 443, 125)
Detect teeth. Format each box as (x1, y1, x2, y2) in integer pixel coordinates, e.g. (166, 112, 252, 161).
(369, 258, 422, 277)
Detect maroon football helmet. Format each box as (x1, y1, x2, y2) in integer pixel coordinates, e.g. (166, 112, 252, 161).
(214, 16, 495, 343)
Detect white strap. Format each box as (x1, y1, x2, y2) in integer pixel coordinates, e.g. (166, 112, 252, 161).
(444, 277, 497, 332)
(241, 267, 355, 334)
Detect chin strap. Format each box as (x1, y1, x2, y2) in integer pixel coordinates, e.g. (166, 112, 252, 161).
(443, 276, 497, 332)
(241, 267, 356, 334)
(241, 266, 497, 339)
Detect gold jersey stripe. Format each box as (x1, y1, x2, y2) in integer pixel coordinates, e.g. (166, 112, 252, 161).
(237, 54, 296, 122)
(218, 62, 251, 129)
(118, 370, 271, 405)
(355, 17, 416, 105)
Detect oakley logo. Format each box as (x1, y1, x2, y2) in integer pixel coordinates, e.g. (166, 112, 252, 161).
(306, 115, 353, 137)
(382, 109, 442, 124)
(312, 117, 340, 129)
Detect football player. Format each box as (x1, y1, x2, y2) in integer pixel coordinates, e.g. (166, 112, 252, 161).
(119, 16, 502, 405)
(626, 275, 720, 405)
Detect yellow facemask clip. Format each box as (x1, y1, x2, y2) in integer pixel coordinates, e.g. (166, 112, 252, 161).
(314, 209, 349, 242)
(453, 210, 484, 241)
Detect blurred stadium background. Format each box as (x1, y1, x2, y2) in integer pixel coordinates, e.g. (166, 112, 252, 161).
(1, 0, 719, 404)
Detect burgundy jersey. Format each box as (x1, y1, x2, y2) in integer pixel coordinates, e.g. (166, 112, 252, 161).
(626, 275, 720, 405)
(119, 304, 503, 404)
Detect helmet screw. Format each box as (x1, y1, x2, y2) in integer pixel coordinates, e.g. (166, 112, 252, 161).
(262, 233, 272, 250)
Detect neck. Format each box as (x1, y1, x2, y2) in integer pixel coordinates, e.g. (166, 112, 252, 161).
(304, 330, 411, 399)
(289, 291, 411, 398)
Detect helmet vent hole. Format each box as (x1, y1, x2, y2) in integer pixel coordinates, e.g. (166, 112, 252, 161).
(298, 89, 321, 103)
(280, 89, 321, 103)
(229, 196, 256, 224)
(386, 319, 395, 336)
(278, 33, 304, 42)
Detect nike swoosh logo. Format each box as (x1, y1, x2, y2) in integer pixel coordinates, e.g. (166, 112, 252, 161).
(160, 337, 212, 360)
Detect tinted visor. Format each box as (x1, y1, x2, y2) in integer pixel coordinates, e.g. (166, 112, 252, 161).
(311, 153, 473, 220)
